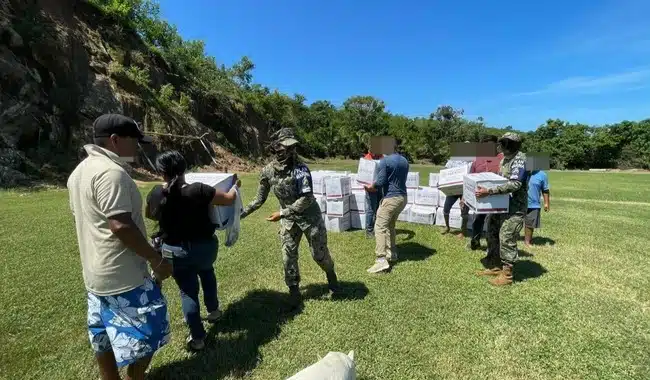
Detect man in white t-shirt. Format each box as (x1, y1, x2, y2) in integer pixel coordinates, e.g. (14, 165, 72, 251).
(67, 114, 172, 380)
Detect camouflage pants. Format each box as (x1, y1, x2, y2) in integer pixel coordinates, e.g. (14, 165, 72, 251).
(279, 219, 335, 287)
(486, 212, 524, 264)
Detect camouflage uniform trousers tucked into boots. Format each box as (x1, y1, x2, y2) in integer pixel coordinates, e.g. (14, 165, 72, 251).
(477, 212, 524, 284)
(279, 217, 335, 289)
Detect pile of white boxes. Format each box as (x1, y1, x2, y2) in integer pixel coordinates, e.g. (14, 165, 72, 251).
(312, 158, 511, 233)
(312, 170, 356, 232)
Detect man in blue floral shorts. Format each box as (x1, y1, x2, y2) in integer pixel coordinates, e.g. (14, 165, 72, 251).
(68, 114, 173, 379)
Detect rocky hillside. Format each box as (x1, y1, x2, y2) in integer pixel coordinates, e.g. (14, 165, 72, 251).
(0, 0, 265, 187)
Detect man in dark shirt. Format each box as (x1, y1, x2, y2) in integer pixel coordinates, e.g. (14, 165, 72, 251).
(364, 141, 409, 274)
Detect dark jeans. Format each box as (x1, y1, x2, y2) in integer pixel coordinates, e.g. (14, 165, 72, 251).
(162, 237, 218, 340)
(471, 213, 487, 245)
(443, 194, 469, 225)
(365, 190, 383, 233)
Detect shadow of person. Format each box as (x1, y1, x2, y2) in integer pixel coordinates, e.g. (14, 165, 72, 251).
(146, 289, 303, 380)
(395, 229, 416, 240)
(513, 260, 548, 282)
(532, 236, 556, 246)
(519, 249, 535, 257)
(518, 235, 556, 246)
(395, 242, 436, 263)
(301, 281, 370, 301)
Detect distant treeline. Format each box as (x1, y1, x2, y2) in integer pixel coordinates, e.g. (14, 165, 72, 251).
(89, 0, 650, 169)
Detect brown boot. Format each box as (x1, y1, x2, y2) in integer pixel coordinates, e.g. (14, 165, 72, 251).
(489, 264, 513, 286)
(476, 256, 501, 276)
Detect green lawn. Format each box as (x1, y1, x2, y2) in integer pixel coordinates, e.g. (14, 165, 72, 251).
(1, 162, 649, 380)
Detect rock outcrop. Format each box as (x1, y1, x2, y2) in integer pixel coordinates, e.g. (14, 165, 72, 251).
(0, 0, 266, 187)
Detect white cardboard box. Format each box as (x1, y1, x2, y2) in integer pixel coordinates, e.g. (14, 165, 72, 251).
(415, 186, 439, 207)
(398, 204, 412, 222)
(356, 158, 379, 185)
(349, 174, 364, 191)
(314, 194, 327, 213)
(350, 191, 366, 211)
(462, 172, 509, 214)
(311, 172, 329, 195)
(435, 207, 464, 229)
(407, 188, 416, 204)
(429, 173, 439, 188)
(406, 172, 420, 189)
(185, 172, 237, 226)
(325, 176, 351, 198)
(326, 196, 350, 216)
(409, 205, 436, 225)
(437, 190, 460, 209)
(438, 164, 471, 195)
(324, 213, 351, 232)
(350, 210, 367, 230)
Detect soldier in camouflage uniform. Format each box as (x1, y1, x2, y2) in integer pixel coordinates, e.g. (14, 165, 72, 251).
(240, 128, 339, 304)
(475, 133, 527, 286)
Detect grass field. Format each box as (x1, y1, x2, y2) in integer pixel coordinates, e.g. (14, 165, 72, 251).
(1, 160, 649, 380)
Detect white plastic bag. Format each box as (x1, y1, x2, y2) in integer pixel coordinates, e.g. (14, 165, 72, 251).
(286, 351, 356, 380)
(224, 186, 242, 247)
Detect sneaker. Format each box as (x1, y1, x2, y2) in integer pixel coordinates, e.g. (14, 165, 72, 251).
(186, 335, 205, 351)
(205, 309, 222, 323)
(366, 231, 374, 239)
(367, 259, 390, 274)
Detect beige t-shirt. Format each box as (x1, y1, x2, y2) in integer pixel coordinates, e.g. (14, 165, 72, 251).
(67, 144, 149, 296)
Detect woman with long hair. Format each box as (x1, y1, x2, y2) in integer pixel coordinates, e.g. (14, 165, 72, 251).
(146, 150, 240, 351)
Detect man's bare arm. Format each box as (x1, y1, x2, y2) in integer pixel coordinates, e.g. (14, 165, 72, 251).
(108, 213, 164, 264)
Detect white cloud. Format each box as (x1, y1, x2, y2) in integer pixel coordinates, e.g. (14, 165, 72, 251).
(512, 68, 650, 97)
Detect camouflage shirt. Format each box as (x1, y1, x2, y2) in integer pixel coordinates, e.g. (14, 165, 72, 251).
(488, 151, 528, 214)
(241, 160, 322, 231)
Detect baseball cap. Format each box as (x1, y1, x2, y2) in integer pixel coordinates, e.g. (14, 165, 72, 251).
(272, 128, 299, 147)
(498, 132, 522, 143)
(93, 114, 152, 143)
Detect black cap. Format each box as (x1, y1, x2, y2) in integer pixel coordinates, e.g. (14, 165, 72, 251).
(93, 114, 152, 144)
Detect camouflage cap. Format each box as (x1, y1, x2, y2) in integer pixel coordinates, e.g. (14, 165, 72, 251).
(499, 132, 522, 143)
(271, 128, 299, 147)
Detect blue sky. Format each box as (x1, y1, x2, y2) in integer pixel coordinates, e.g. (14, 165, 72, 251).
(157, 0, 650, 130)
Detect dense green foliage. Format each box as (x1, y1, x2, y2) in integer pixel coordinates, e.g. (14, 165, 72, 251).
(88, 0, 650, 169)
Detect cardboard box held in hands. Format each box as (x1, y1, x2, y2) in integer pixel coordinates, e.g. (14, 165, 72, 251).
(356, 158, 379, 185)
(462, 172, 509, 214)
(438, 164, 471, 195)
(184, 172, 239, 227)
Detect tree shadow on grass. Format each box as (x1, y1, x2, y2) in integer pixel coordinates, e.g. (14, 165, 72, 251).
(147, 289, 303, 379)
(395, 229, 416, 240)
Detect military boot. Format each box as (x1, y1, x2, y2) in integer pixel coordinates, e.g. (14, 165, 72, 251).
(288, 285, 303, 308)
(489, 264, 513, 286)
(326, 270, 340, 294)
(476, 256, 502, 276)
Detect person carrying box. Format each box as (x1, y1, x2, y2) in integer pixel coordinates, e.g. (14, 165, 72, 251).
(462, 135, 504, 250)
(364, 150, 384, 238)
(475, 133, 528, 286)
(364, 141, 409, 274)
